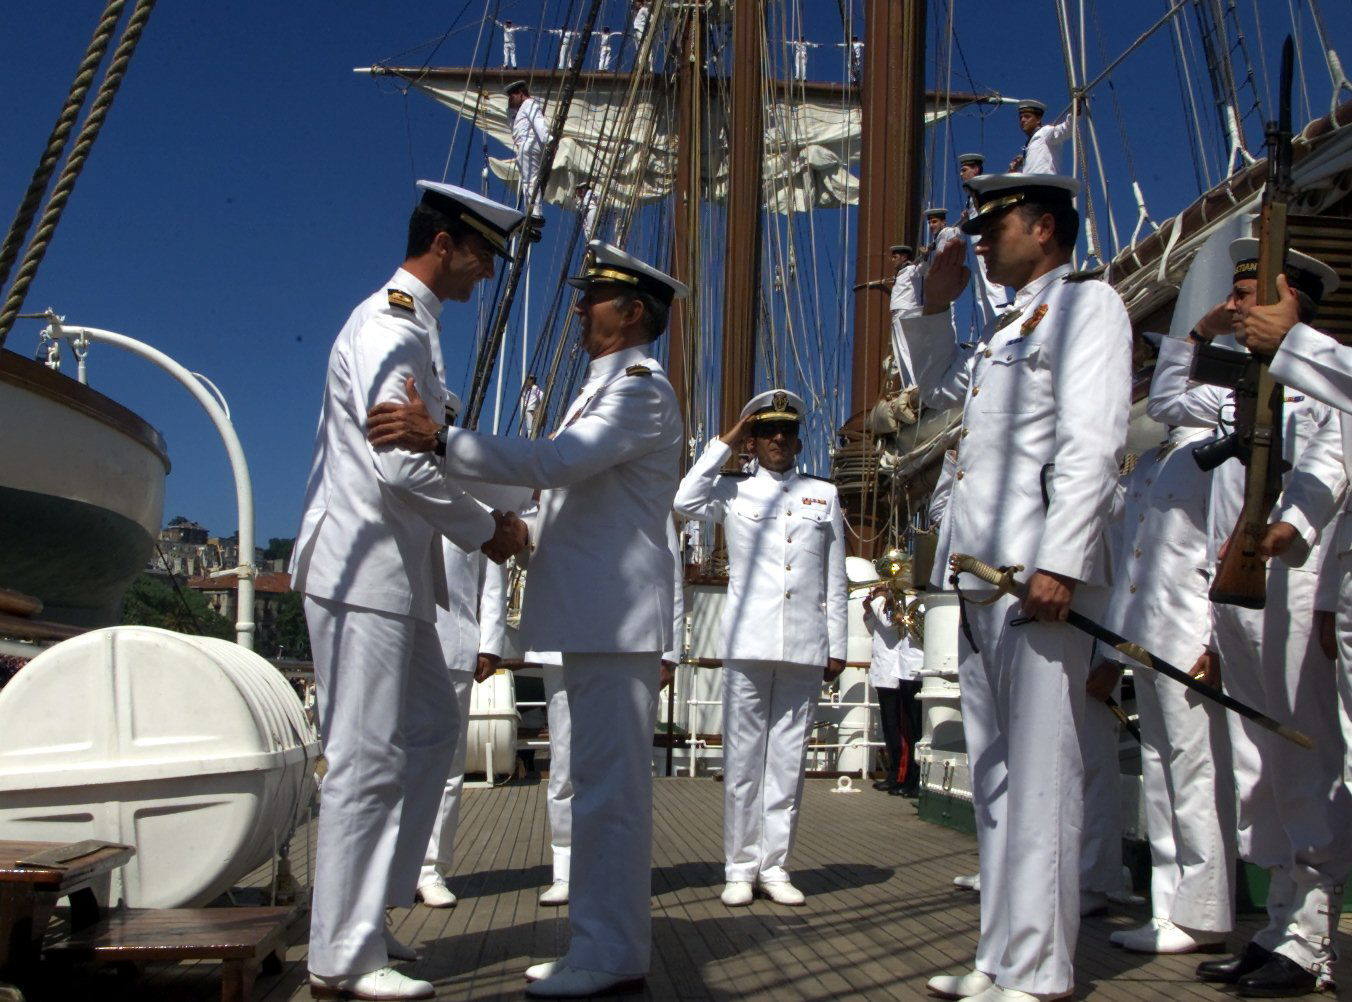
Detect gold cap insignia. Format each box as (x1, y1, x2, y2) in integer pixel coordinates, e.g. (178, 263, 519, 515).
(772, 390, 789, 411)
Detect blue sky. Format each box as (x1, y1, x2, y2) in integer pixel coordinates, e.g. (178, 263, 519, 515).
(1, 1, 1347, 541)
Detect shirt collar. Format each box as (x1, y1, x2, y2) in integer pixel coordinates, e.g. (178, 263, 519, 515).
(1011, 262, 1072, 309)
(584, 345, 649, 384)
(392, 268, 444, 324)
(755, 464, 797, 483)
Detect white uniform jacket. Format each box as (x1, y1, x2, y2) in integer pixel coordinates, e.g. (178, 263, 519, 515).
(1100, 427, 1214, 669)
(673, 439, 848, 667)
(896, 264, 1132, 586)
(1022, 118, 1071, 174)
(511, 96, 550, 157)
(434, 541, 509, 675)
(863, 594, 903, 688)
(1146, 334, 1343, 572)
(290, 270, 495, 621)
(438, 346, 682, 654)
(1271, 323, 1352, 611)
(889, 264, 923, 321)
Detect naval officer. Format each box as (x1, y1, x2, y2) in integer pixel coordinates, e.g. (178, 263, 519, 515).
(1010, 99, 1072, 175)
(506, 80, 550, 226)
(1147, 243, 1348, 996)
(292, 181, 527, 1001)
(674, 390, 848, 907)
(901, 174, 1132, 1002)
(366, 239, 688, 999)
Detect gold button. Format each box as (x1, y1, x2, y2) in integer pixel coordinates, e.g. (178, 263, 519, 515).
(785, 564, 791, 571)
(1134, 548, 1142, 557)
(956, 470, 965, 480)
(787, 536, 793, 542)
(785, 591, 791, 598)
(971, 387, 980, 397)
(1130, 584, 1138, 593)
(1138, 514, 1145, 522)
(983, 348, 992, 358)
(960, 427, 969, 438)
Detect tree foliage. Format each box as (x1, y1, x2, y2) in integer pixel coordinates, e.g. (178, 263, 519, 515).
(273, 591, 312, 660)
(120, 574, 233, 639)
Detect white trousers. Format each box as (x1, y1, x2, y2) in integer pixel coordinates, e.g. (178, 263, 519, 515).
(502, 41, 516, 67)
(561, 653, 658, 976)
(304, 597, 457, 978)
(961, 589, 1099, 996)
(721, 660, 820, 883)
(418, 675, 474, 887)
(543, 666, 574, 882)
(517, 147, 543, 215)
(1134, 660, 1235, 932)
(1080, 698, 1124, 895)
(1215, 567, 1352, 974)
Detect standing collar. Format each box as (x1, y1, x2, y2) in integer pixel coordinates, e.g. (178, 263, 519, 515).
(584, 345, 649, 384)
(1012, 262, 1072, 309)
(755, 463, 797, 483)
(392, 268, 444, 323)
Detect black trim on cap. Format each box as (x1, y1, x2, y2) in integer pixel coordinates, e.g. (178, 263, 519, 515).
(1233, 257, 1328, 304)
(418, 188, 520, 258)
(568, 265, 677, 306)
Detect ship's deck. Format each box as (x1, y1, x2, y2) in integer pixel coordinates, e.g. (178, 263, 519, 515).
(32, 777, 1352, 1000)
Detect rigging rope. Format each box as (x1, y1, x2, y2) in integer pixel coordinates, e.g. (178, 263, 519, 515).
(0, 0, 157, 347)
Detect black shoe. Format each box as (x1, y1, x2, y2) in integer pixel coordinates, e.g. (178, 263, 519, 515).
(1237, 954, 1321, 998)
(872, 780, 892, 791)
(899, 787, 919, 799)
(1197, 942, 1275, 984)
(887, 786, 905, 796)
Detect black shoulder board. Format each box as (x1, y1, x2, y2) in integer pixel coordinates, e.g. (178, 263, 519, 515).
(802, 473, 834, 484)
(1063, 265, 1107, 283)
(387, 289, 416, 312)
(625, 364, 652, 377)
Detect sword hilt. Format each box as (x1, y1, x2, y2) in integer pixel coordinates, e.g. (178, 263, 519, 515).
(949, 554, 1026, 595)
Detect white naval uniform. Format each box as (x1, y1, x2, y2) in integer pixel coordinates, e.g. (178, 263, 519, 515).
(511, 96, 550, 214)
(437, 345, 681, 977)
(529, 520, 685, 885)
(889, 263, 923, 387)
(1267, 323, 1352, 980)
(631, 4, 652, 70)
(291, 269, 497, 978)
(418, 544, 508, 891)
(1148, 333, 1349, 976)
(1080, 684, 1125, 898)
(1021, 118, 1071, 175)
(497, 22, 526, 68)
(595, 30, 622, 71)
(864, 594, 904, 690)
(578, 188, 600, 241)
(1099, 424, 1235, 933)
(548, 28, 581, 68)
(674, 439, 847, 884)
(897, 263, 1131, 995)
(521, 382, 544, 436)
(786, 40, 818, 80)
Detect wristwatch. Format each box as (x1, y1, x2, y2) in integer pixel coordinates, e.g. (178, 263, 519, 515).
(434, 424, 448, 457)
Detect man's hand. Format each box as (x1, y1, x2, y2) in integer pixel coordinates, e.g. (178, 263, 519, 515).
(1021, 569, 1076, 623)
(921, 239, 970, 315)
(368, 376, 440, 452)
(1188, 647, 1220, 687)
(1259, 521, 1299, 560)
(474, 653, 501, 683)
(660, 660, 676, 690)
(1086, 660, 1122, 703)
(719, 414, 754, 447)
(482, 509, 529, 564)
(824, 657, 846, 684)
(1194, 300, 1232, 341)
(1315, 610, 1337, 661)
(1239, 274, 1300, 355)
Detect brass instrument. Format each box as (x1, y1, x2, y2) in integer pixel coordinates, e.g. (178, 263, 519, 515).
(850, 547, 925, 645)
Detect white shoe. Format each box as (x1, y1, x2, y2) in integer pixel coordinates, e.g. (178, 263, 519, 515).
(756, 878, 805, 906)
(525, 959, 565, 983)
(952, 873, 980, 891)
(415, 877, 457, 909)
(959, 987, 1070, 1002)
(1112, 917, 1226, 954)
(382, 928, 419, 963)
(539, 879, 570, 906)
(524, 965, 645, 998)
(926, 969, 993, 999)
(721, 880, 753, 906)
(309, 967, 435, 1000)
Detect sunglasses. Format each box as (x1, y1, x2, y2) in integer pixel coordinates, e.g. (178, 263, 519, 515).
(751, 421, 799, 439)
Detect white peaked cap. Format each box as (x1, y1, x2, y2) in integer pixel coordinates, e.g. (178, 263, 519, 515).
(415, 180, 525, 259)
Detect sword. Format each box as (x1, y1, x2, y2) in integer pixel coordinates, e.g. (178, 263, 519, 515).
(1103, 695, 1141, 745)
(949, 554, 1314, 750)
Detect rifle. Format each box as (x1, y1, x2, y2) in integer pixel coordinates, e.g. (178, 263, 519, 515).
(1189, 37, 1295, 610)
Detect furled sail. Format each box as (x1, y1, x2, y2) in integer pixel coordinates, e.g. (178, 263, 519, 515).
(369, 67, 1006, 214)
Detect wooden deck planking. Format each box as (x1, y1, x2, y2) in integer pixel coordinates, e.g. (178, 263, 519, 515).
(26, 777, 1352, 1000)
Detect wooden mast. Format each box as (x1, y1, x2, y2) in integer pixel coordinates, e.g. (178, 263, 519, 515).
(668, 4, 705, 448)
(844, 0, 926, 556)
(719, 0, 764, 433)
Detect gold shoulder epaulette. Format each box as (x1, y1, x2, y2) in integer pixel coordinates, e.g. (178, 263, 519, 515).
(625, 364, 652, 377)
(387, 289, 416, 313)
(1063, 266, 1107, 283)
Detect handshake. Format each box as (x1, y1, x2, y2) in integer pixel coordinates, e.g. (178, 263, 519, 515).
(482, 509, 529, 564)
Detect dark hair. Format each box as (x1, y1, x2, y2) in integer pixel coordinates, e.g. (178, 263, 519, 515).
(1015, 201, 1079, 251)
(613, 288, 670, 342)
(406, 203, 475, 258)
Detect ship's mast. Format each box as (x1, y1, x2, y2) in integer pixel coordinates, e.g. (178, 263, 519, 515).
(719, 0, 764, 433)
(845, 0, 927, 556)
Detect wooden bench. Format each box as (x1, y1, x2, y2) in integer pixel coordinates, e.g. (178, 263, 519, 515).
(45, 906, 296, 1002)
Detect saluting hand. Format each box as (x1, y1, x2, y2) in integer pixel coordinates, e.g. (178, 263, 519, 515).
(368, 376, 440, 452)
(1239, 274, 1300, 355)
(719, 414, 754, 447)
(921, 239, 970, 316)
